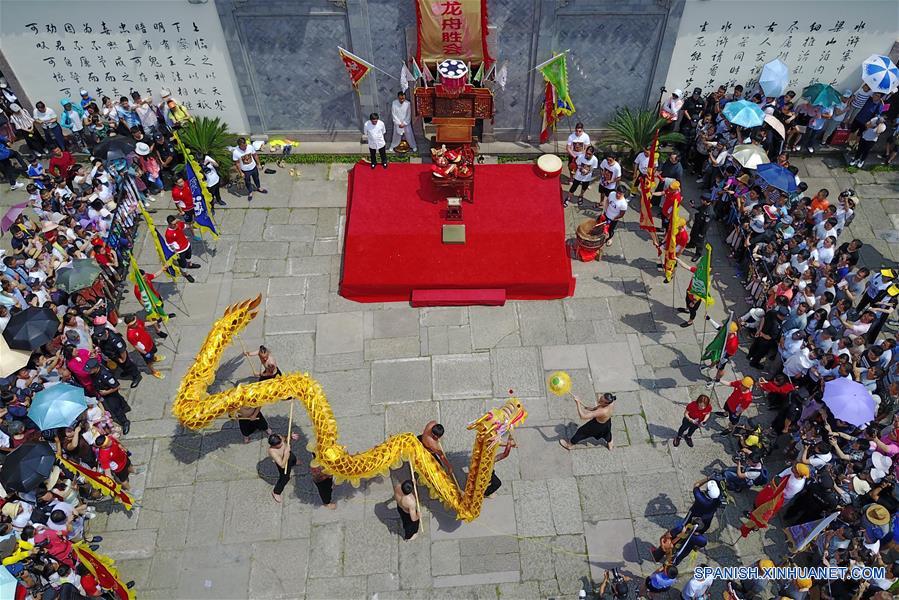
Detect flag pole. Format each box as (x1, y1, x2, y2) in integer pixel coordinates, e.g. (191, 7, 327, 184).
(533, 49, 571, 72)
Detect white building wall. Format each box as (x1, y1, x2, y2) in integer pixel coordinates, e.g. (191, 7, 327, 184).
(0, 0, 248, 131)
(665, 0, 899, 95)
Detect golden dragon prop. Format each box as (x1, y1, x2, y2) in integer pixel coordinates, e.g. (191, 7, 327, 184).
(172, 295, 527, 521)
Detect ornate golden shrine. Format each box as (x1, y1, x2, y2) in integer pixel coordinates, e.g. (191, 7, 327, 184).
(414, 77, 494, 207)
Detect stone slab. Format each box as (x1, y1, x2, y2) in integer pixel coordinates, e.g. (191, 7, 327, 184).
(371, 358, 433, 404)
(429, 495, 516, 541)
(432, 353, 492, 400)
(315, 312, 364, 355)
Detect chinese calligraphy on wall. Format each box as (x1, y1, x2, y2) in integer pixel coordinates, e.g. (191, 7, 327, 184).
(666, 0, 899, 95)
(0, 1, 246, 130)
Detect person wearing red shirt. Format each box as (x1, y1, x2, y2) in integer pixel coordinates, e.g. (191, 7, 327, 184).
(171, 175, 202, 242)
(714, 321, 741, 382)
(47, 147, 74, 179)
(124, 314, 165, 379)
(758, 373, 796, 409)
(163, 214, 198, 280)
(94, 434, 134, 489)
(673, 394, 712, 448)
(171, 175, 195, 217)
(712, 376, 754, 433)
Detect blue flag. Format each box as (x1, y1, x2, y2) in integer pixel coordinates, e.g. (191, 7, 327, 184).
(184, 160, 218, 238)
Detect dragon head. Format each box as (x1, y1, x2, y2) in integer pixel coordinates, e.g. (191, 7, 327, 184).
(467, 398, 527, 449)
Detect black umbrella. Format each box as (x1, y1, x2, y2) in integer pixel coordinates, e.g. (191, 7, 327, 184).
(0, 441, 55, 492)
(91, 135, 136, 160)
(2, 306, 60, 351)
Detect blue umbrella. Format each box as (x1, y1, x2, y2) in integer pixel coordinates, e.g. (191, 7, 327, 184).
(756, 163, 798, 193)
(862, 54, 899, 93)
(27, 384, 87, 431)
(0, 564, 17, 600)
(759, 59, 789, 97)
(722, 100, 766, 128)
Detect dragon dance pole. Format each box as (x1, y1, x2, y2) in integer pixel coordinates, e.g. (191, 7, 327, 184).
(284, 400, 295, 474)
(409, 460, 425, 533)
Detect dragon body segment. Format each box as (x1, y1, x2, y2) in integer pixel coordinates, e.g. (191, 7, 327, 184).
(171, 295, 527, 521)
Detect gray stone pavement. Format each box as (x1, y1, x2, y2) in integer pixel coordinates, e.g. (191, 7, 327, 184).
(1, 157, 898, 599)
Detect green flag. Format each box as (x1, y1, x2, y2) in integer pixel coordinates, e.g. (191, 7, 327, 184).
(701, 314, 731, 363)
(536, 53, 575, 116)
(473, 61, 486, 82)
(689, 243, 715, 306)
(130, 254, 168, 322)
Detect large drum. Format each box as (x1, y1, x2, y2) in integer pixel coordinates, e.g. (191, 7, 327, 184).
(437, 59, 468, 97)
(575, 218, 609, 262)
(536, 154, 563, 178)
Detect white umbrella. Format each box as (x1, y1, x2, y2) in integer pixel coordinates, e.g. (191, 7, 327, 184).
(0, 335, 31, 377)
(732, 144, 771, 169)
(764, 114, 786, 139)
(759, 59, 789, 97)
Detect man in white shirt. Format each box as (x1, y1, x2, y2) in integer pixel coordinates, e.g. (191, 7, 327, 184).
(633, 146, 651, 187)
(232, 137, 267, 201)
(130, 91, 160, 138)
(603, 184, 629, 244)
(32, 100, 65, 149)
(597, 154, 621, 205)
(364, 113, 388, 170)
(565, 145, 597, 206)
(565, 122, 590, 174)
(821, 89, 851, 146)
(389, 92, 416, 153)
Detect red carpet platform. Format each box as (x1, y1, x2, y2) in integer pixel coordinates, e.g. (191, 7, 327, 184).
(339, 162, 575, 305)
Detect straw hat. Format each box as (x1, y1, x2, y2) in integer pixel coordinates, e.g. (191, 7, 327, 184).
(866, 503, 890, 526)
(795, 578, 813, 591)
(793, 463, 810, 478)
(741, 376, 754, 388)
(729, 322, 739, 333)
(44, 466, 61, 490)
(852, 476, 872, 495)
(737, 174, 750, 184)
(135, 142, 151, 156)
(1, 502, 19, 519)
(41, 221, 58, 233)
(758, 559, 775, 571)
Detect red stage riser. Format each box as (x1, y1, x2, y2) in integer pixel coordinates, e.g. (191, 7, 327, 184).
(340, 162, 575, 305)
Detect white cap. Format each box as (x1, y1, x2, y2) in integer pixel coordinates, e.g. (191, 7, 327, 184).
(8, 103, 20, 112)
(160, 88, 171, 99)
(706, 480, 720, 499)
(764, 106, 775, 115)
(79, 89, 88, 96)
(672, 89, 683, 97)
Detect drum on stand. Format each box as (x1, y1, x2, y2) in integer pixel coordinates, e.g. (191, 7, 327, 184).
(575, 218, 608, 262)
(437, 60, 468, 97)
(536, 154, 563, 178)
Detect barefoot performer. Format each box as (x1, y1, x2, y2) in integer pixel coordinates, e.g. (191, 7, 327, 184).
(394, 480, 420, 541)
(559, 393, 617, 451)
(267, 432, 299, 503)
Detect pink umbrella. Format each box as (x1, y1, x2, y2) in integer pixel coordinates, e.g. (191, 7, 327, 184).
(0, 202, 29, 234)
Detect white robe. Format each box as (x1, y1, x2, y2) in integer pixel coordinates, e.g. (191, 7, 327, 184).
(390, 99, 416, 150)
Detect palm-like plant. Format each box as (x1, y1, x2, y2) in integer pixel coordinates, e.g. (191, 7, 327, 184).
(605, 108, 685, 162)
(175, 116, 237, 177)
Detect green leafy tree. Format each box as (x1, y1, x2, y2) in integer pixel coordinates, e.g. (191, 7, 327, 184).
(175, 117, 237, 181)
(605, 108, 685, 163)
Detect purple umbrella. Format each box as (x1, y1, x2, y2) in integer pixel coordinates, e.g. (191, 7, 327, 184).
(0, 202, 29, 233)
(822, 378, 876, 426)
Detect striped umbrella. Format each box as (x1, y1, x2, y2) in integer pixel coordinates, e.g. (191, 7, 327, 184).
(862, 55, 899, 93)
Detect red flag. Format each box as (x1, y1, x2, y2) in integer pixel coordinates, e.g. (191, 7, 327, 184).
(540, 82, 558, 143)
(57, 454, 134, 509)
(337, 46, 373, 89)
(73, 542, 135, 600)
(639, 129, 659, 232)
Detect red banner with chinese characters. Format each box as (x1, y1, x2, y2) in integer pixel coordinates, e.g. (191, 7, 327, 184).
(57, 453, 135, 510)
(416, 0, 492, 68)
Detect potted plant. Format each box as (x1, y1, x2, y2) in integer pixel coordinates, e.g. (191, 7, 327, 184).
(605, 108, 685, 167)
(175, 116, 237, 183)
